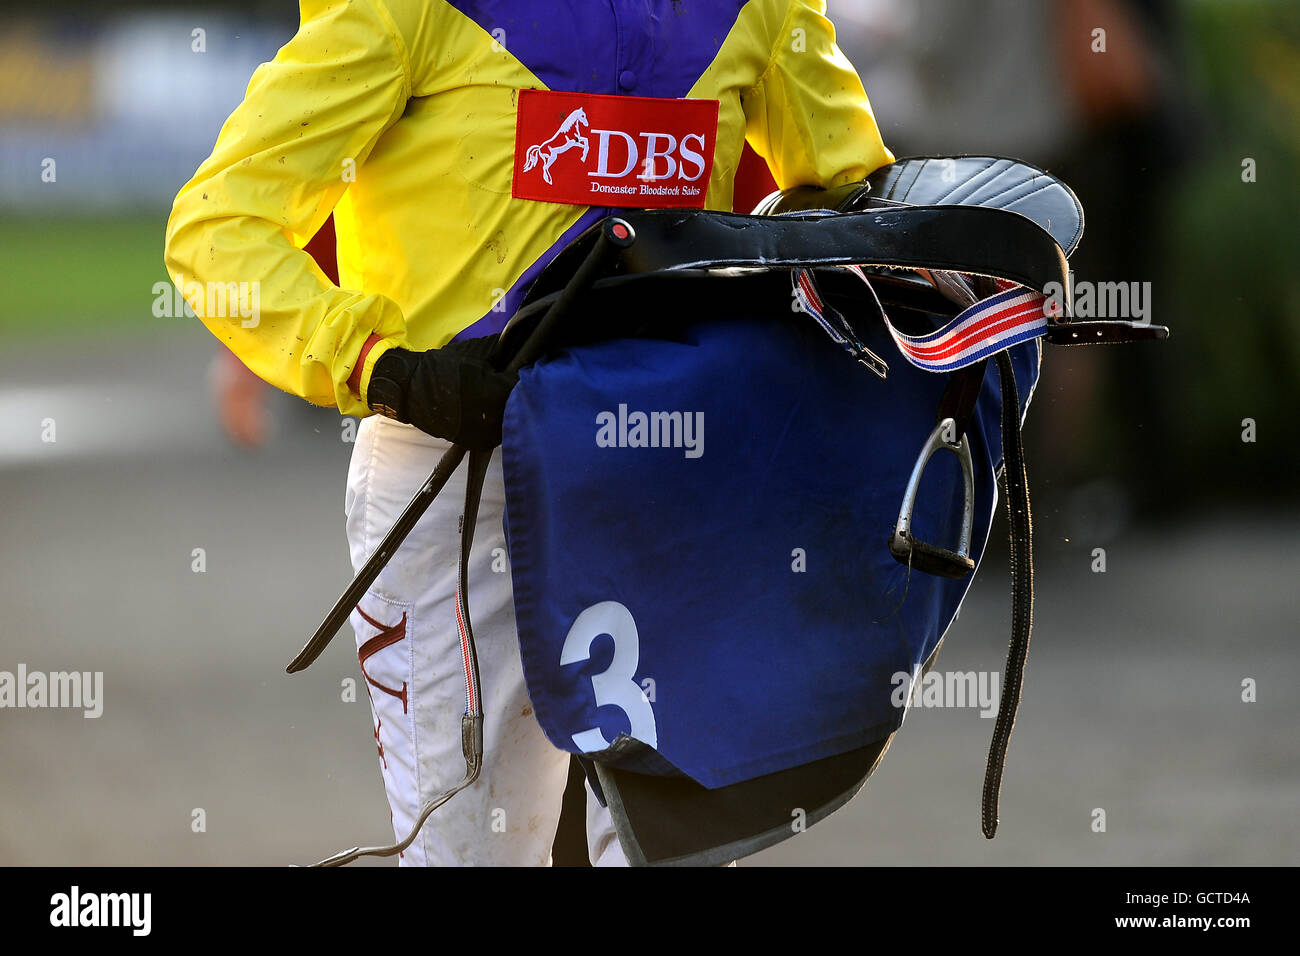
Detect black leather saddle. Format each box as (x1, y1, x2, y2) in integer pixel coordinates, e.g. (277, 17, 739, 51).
(501, 158, 1164, 865)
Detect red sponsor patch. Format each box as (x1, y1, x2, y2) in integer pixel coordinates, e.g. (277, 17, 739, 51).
(513, 89, 719, 210)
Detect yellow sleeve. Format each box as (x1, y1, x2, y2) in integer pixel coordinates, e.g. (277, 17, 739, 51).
(164, 0, 413, 416)
(742, 0, 894, 190)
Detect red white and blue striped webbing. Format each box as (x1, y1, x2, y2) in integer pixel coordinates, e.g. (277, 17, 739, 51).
(792, 265, 1051, 374)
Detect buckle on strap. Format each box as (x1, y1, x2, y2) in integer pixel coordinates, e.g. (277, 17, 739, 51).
(889, 418, 976, 578)
(1045, 319, 1170, 346)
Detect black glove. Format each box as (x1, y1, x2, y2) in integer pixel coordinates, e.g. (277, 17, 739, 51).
(366, 336, 516, 450)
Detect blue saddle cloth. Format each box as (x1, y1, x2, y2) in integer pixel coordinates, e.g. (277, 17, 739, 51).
(501, 311, 1038, 789)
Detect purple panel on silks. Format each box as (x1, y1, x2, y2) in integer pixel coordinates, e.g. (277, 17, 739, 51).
(444, 0, 750, 98)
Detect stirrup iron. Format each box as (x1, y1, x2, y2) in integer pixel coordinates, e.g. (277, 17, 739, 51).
(889, 417, 976, 578)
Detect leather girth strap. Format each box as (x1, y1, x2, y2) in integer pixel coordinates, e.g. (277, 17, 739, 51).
(910, 348, 1032, 839)
(983, 353, 1033, 839)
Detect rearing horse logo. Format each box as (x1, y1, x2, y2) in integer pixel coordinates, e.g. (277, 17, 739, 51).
(522, 107, 590, 185)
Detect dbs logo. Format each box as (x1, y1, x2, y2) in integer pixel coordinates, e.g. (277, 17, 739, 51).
(514, 89, 719, 209)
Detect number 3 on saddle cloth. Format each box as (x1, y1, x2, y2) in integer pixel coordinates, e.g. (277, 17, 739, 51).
(496, 157, 1166, 867)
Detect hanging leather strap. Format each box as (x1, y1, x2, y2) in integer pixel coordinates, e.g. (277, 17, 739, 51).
(981, 352, 1034, 839)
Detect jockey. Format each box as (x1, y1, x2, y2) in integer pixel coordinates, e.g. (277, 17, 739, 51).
(164, 0, 893, 866)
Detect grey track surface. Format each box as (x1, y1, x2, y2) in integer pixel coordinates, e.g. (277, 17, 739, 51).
(1, 327, 1296, 866)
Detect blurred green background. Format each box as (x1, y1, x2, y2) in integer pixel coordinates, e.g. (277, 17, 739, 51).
(1159, 0, 1300, 506)
(0, 216, 164, 338)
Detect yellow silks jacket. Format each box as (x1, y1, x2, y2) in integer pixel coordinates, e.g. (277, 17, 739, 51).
(164, 0, 893, 417)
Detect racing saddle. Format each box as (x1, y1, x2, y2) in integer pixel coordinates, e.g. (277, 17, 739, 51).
(289, 156, 1167, 866)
